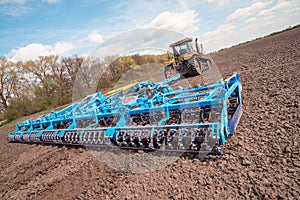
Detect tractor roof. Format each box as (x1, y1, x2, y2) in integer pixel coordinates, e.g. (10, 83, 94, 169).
(169, 37, 193, 47)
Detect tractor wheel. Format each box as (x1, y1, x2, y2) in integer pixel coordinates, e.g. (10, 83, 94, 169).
(198, 57, 212, 72)
(187, 56, 202, 76)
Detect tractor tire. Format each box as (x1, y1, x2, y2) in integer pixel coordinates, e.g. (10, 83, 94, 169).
(198, 57, 212, 72)
(187, 56, 202, 77)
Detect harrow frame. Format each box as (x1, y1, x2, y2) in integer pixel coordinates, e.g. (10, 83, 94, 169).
(7, 73, 242, 155)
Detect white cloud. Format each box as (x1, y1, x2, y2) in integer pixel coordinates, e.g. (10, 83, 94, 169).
(246, 0, 299, 25)
(0, 5, 31, 16)
(87, 31, 104, 45)
(177, 0, 189, 10)
(199, 23, 236, 52)
(258, 0, 295, 17)
(53, 42, 75, 56)
(6, 30, 105, 62)
(0, 0, 60, 16)
(226, 0, 274, 22)
(0, 0, 25, 4)
(144, 10, 200, 35)
(291, 6, 300, 12)
(6, 42, 75, 62)
(91, 28, 184, 61)
(0, 0, 60, 3)
(7, 43, 52, 61)
(201, 23, 235, 40)
(246, 17, 257, 23)
(207, 0, 232, 7)
(199, 0, 300, 53)
(42, 0, 60, 3)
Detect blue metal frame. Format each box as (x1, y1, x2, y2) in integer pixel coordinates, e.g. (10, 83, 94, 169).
(7, 73, 242, 151)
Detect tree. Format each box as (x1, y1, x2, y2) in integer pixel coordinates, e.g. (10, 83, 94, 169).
(0, 57, 19, 112)
(23, 55, 58, 83)
(61, 55, 84, 85)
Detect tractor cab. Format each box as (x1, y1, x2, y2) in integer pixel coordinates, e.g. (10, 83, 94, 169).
(169, 38, 198, 58)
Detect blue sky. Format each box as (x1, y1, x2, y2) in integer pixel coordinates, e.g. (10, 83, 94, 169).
(0, 0, 299, 61)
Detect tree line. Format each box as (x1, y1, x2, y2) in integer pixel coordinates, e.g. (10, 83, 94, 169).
(0, 53, 167, 123)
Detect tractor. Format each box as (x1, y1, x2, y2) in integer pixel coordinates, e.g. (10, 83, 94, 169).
(164, 37, 212, 79)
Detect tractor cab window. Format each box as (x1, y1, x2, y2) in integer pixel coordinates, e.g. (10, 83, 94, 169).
(173, 41, 194, 56)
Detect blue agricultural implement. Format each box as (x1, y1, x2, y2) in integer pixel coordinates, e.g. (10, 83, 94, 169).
(7, 73, 242, 155)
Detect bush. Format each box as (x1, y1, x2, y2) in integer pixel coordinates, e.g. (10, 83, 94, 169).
(3, 97, 33, 121)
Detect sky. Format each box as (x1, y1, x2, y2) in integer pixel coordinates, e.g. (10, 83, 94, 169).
(0, 0, 299, 62)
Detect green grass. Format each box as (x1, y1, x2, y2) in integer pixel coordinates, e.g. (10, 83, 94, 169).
(4, 108, 52, 126)
(1, 101, 72, 127)
(1, 106, 67, 127)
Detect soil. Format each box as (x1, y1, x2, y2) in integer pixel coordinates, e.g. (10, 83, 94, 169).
(1, 27, 300, 199)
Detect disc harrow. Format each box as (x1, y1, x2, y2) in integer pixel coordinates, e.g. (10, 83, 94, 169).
(7, 73, 242, 156)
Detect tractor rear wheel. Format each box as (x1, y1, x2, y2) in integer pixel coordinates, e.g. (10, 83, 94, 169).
(187, 56, 202, 77)
(198, 57, 212, 72)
